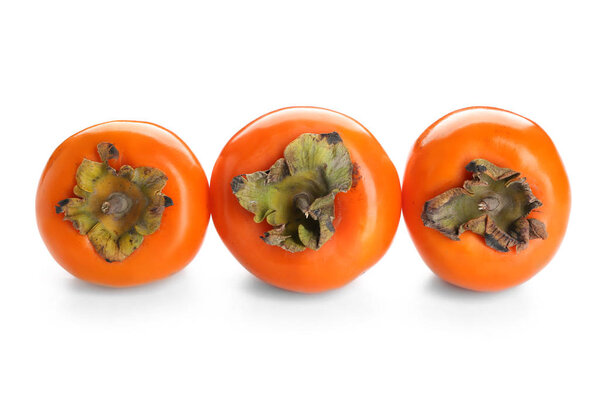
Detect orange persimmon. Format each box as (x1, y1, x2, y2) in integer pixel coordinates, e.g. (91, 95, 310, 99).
(402, 107, 570, 291)
(210, 107, 401, 293)
(36, 121, 209, 286)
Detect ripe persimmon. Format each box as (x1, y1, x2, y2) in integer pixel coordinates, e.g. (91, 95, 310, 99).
(210, 107, 402, 293)
(402, 107, 570, 291)
(36, 121, 209, 286)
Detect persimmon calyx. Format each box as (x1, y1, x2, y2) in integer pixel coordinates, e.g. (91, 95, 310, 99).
(231, 132, 353, 253)
(421, 159, 548, 253)
(55, 142, 173, 262)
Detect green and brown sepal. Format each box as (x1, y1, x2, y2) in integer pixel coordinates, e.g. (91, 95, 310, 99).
(422, 159, 547, 253)
(231, 132, 353, 253)
(55, 142, 173, 262)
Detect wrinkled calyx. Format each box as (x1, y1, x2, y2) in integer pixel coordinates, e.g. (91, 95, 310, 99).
(421, 159, 548, 253)
(231, 132, 353, 253)
(55, 142, 173, 262)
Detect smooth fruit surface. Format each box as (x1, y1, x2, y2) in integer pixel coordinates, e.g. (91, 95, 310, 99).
(37, 121, 209, 286)
(211, 107, 401, 293)
(402, 107, 570, 291)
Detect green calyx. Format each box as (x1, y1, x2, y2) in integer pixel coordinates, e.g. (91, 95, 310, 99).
(55, 142, 173, 262)
(231, 132, 353, 252)
(421, 159, 548, 253)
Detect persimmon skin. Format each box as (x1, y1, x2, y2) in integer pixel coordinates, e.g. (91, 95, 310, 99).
(36, 121, 209, 287)
(210, 107, 402, 293)
(402, 107, 570, 291)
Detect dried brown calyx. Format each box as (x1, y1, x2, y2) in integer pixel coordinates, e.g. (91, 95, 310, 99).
(231, 132, 353, 253)
(55, 142, 173, 262)
(421, 159, 547, 252)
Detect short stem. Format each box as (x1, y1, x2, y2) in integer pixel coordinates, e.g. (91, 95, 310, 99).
(294, 192, 313, 217)
(101, 192, 132, 216)
(478, 196, 500, 211)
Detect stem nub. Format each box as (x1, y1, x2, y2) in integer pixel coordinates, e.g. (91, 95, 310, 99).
(294, 192, 313, 217)
(101, 192, 132, 216)
(478, 197, 500, 211)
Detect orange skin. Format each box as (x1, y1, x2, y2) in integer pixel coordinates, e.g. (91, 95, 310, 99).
(36, 121, 209, 287)
(210, 107, 402, 293)
(402, 107, 570, 291)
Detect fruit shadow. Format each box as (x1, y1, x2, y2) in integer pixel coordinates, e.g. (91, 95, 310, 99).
(239, 275, 377, 323)
(242, 275, 353, 301)
(418, 275, 532, 325)
(61, 269, 196, 320)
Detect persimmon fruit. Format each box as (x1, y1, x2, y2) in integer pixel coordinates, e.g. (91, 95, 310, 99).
(402, 107, 570, 291)
(210, 107, 402, 293)
(36, 121, 209, 287)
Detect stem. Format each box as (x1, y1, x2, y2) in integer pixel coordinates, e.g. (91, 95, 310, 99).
(294, 192, 313, 217)
(478, 196, 500, 211)
(101, 192, 132, 216)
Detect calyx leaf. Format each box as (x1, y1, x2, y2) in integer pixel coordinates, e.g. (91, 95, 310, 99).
(232, 132, 353, 252)
(422, 159, 547, 252)
(55, 142, 172, 262)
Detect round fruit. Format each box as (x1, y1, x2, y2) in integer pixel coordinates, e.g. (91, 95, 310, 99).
(37, 121, 209, 286)
(210, 107, 401, 293)
(402, 107, 570, 291)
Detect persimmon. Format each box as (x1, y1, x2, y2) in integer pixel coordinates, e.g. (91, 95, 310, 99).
(210, 107, 401, 293)
(402, 107, 570, 291)
(36, 121, 209, 287)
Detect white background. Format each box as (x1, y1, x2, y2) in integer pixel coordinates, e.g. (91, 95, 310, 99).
(1, 1, 598, 399)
